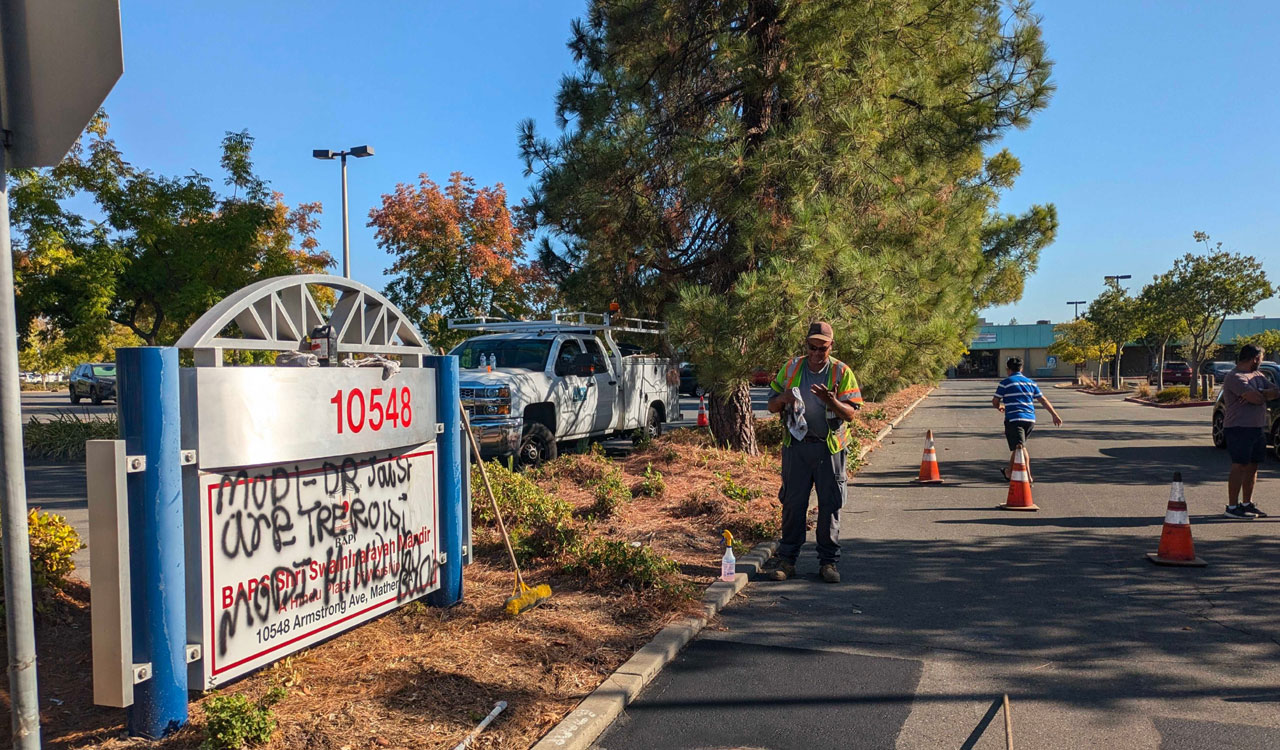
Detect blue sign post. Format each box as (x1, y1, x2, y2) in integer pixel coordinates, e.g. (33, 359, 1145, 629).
(426, 354, 464, 607)
(117, 347, 187, 737)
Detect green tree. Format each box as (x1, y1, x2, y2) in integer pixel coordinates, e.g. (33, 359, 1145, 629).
(12, 113, 332, 350)
(1234, 330, 1280, 359)
(18, 318, 75, 387)
(1134, 272, 1188, 389)
(1085, 278, 1144, 389)
(1169, 233, 1274, 399)
(522, 0, 1056, 451)
(369, 172, 560, 352)
(1047, 318, 1113, 384)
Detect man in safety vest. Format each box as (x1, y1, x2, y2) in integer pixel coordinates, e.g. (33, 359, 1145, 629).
(765, 321, 863, 583)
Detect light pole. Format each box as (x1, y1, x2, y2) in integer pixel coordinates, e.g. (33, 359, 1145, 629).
(1102, 275, 1132, 388)
(1067, 300, 1086, 319)
(313, 145, 374, 278)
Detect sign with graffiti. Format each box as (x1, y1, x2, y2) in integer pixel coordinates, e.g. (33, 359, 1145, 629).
(197, 446, 438, 687)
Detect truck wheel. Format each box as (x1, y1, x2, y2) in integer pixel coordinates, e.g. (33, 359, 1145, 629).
(518, 423, 557, 469)
(634, 405, 662, 445)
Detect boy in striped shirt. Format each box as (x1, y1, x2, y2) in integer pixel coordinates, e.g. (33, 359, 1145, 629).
(992, 357, 1063, 483)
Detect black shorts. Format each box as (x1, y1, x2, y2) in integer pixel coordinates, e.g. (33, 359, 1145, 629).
(1005, 420, 1034, 451)
(1225, 426, 1266, 465)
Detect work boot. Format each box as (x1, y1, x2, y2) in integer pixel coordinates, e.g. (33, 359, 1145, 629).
(767, 560, 796, 581)
(820, 563, 841, 583)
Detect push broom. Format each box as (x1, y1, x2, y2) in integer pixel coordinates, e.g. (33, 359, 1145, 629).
(459, 404, 552, 615)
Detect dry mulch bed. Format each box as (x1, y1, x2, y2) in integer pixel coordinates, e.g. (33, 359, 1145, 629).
(2, 384, 930, 750)
(1123, 396, 1214, 409)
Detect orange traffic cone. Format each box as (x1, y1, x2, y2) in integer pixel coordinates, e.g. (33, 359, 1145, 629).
(915, 429, 943, 483)
(1147, 472, 1206, 567)
(999, 446, 1038, 511)
(696, 396, 709, 427)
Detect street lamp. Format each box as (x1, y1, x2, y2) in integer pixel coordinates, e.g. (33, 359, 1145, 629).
(1067, 300, 1087, 319)
(313, 145, 375, 278)
(1101, 275, 1132, 388)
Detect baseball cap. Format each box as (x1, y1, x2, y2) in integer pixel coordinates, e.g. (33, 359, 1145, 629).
(806, 321, 833, 343)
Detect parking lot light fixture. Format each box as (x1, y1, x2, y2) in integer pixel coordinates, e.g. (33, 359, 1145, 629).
(312, 145, 375, 278)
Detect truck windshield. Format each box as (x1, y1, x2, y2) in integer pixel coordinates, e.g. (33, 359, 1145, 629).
(451, 339, 552, 371)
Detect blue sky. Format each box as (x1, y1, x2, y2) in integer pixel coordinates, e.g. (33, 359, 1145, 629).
(96, 0, 1279, 324)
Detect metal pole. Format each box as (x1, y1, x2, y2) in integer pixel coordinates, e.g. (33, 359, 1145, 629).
(341, 152, 350, 279)
(118, 347, 187, 737)
(425, 354, 463, 607)
(0, 159, 42, 749)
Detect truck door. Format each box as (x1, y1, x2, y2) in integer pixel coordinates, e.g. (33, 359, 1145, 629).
(553, 338, 597, 437)
(583, 338, 618, 433)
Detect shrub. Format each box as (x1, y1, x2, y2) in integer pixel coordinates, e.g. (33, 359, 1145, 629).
(719, 472, 761, 507)
(2, 510, 85, 613)
(866, 407, 888, 421)
(28, 510, 84, 596)
(1134, 383, 1154, 399)
(746, 513, 781, 541)
(202, 687, 285, 750)
(754, 416, 784, 448)
(472, 462, 579, 563)
(588, 464, 632, 518)
(633, 463, 666, 498)
(1156, 386, 1190, 403)
(24, 413, 118, 462)
(565, 539, 692, 600)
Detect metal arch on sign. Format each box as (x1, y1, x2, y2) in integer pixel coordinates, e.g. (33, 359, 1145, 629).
(175, 274, 432, 363)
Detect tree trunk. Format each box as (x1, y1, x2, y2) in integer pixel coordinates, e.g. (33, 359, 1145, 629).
(1113, 343, 1123, 389)
(708, 382, 758, 455)
(1189, 357, 1201, 400)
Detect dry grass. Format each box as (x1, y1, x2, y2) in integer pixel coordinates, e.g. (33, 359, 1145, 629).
(5, 384, 930, 750)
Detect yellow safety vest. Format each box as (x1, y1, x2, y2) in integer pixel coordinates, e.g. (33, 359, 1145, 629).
(771, 356, 863, 453)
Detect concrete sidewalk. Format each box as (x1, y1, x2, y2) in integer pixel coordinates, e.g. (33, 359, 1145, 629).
(595, 379, 1280, 749)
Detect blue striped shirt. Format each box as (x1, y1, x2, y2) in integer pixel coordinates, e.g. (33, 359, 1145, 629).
(995, 373, 1042, 422)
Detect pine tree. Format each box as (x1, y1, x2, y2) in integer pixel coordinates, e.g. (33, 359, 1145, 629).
(522, 0, 1057, 451)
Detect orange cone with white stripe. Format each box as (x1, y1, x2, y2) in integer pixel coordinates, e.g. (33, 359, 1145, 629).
(999, 446, 1038, 511)
(1147, 472, 1206, 567)
(696, 396, 709, 427)
(915, 430, 943, 483)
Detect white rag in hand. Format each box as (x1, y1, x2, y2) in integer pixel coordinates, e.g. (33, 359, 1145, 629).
(787, 386, 808, 441)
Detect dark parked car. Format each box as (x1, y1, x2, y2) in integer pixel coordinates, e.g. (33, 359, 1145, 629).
(678, 363, 704, 397)
(750, 367, 774, 387)
(1212, 361, 1280, 458)
(69, 362, 117, 405)
(1148, 361, 1192, 386)
(1201, 360, 1234, 384)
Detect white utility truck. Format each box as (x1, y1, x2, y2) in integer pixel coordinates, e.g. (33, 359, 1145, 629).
(448, 312, 681, 467)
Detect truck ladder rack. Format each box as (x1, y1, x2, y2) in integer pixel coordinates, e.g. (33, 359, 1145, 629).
(448, 312, 665, 335)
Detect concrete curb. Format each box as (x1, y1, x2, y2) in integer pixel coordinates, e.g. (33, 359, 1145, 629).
(530, 541, 778, 750)
(855, 386, 936, 463)
(1123, 397, 1214, 409)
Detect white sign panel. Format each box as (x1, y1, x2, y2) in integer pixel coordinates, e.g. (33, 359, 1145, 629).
(198, 445, 439, 687)
(184, 367, 437, 471)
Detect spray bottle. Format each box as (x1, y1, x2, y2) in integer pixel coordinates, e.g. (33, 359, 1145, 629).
(720, 530, 736, 582)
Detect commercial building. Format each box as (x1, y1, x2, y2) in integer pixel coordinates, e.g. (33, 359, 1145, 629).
(952, 316, 1280, 379)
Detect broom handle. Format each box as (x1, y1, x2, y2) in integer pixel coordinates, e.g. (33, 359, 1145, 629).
(459, 404, 527, 588)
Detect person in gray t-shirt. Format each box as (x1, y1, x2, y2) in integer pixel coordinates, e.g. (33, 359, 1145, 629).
(799, 362, 834, 439)
(1220, 344, 1280, 519)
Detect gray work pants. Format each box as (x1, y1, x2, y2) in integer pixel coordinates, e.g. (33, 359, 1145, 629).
(777, 439, 846, 564)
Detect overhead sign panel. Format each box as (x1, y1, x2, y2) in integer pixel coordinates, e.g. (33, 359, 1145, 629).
(0, 0, 124, 167)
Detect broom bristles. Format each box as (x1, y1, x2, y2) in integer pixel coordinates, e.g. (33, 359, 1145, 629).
(504, 583, 553, 616)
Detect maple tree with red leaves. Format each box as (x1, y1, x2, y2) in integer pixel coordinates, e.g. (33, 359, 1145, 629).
(371, 171, 559, 350)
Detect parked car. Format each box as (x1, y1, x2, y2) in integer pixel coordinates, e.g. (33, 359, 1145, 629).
(1211, 361, 1280, 459)
(1148, 361, 1192, 386)
(1201, 360, 1234, 384)
(750, 367, 773, 387)
(679, 363, 705, 397)
(69, 362, 117, 404)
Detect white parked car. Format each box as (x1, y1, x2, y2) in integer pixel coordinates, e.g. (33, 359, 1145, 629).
(449, 313, 681, 467)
